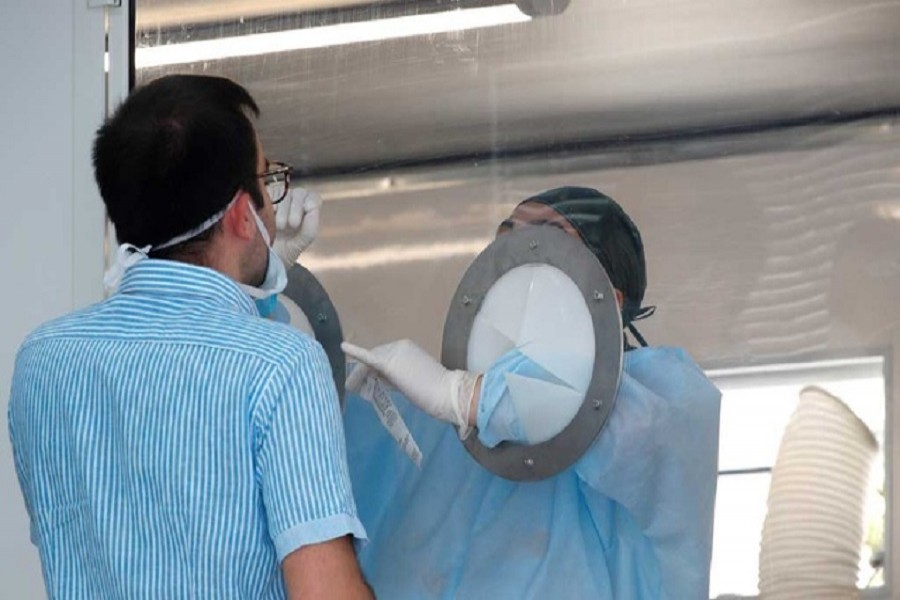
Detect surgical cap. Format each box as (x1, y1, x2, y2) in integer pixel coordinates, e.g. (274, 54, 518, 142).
(520, 187, 650, 327)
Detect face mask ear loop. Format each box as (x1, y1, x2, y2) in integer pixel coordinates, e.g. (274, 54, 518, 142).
(249, 203, 273, 247)
(104, 244, 151, 294)
(623, 305, 655, 349)
(105, 192, 241, 296)
(626, 323, 650, 348)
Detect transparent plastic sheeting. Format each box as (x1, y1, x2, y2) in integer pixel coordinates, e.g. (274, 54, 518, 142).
(467, 264, 595, 444)
(136, 0, 900, 175)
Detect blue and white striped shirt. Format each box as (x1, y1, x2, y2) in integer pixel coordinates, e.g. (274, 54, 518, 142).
(8, 260, 365, 599)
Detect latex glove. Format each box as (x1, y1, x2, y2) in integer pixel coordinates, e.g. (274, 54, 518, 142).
(344, 361, 369, 394)
(273, 187, 322, 269)
(342, 339, 479, 436)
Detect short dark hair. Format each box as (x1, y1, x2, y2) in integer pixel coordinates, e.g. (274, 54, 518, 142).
(93, 74, 262, 255)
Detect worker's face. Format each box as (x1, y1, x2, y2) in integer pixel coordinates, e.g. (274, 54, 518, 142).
(254, 134, 277, 241)
(245, 132, 277, 286)
(496, 201, 583, 243)
(496, 200, 624, 309)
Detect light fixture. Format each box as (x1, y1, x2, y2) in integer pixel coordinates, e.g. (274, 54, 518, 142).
(874, 202, 900, 221)
(300, 239, 490, 272)
(135, 4, 530, 69)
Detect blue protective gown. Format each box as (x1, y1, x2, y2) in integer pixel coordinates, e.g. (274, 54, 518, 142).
(343, 346, 721, 599)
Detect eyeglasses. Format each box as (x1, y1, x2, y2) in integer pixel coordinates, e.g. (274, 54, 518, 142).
(258, 161, 293, 205)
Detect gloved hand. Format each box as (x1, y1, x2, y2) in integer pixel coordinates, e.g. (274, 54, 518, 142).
(273, 187, 322, 269)
(342, 339, 480, 436)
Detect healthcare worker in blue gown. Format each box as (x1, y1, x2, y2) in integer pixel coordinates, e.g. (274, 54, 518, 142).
(341, 187, 722, 599)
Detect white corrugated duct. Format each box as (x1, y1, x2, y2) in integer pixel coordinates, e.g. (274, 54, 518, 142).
(758, 386, 878, 599)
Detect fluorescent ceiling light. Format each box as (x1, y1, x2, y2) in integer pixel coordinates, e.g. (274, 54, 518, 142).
(301, 239, 490, 272)
(136, 4, 530, 69)
(875, 201, 900, 221)
(137, 1, 386, 31)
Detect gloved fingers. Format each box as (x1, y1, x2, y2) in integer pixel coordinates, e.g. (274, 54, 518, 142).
(301, 188, 323, 213)
(345, 361, 370, 393)
(341, 341, 380, 369)
(287, 188, 309, 229)
(295, 206, 320, 252)
(275, 191, 293, 231)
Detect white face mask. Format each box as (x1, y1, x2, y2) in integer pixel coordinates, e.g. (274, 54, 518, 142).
(104, 194, 287, 313)
(240, 207, 287, 302)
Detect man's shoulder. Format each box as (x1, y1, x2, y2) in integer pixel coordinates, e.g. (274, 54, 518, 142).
(19, 302, 108, 349)
(625, 345, 721, 399)
(19, 298, 321, 365)
(146, 305, 325, 369)
(627, 345, 699, 370)
(234, 313, 324, 362)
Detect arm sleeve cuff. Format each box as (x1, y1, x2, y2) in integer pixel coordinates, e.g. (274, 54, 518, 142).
(476, 349, 534, 447)
(275, 513, 368, 562)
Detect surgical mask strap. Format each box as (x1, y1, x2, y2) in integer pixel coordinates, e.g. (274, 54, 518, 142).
(154, 197, 237, 251)
(250, 206, 273, 246)
(624, 305, 655, 349)
(103, 243, 151, 291)
(239, 205, 287, 302)
(103, 193, 239, 294)
(626, 323, 649, 349)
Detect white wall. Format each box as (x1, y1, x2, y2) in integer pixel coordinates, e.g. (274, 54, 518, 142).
(1, 1, 109, 596)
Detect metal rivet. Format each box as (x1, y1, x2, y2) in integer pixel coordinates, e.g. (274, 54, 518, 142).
(524, 458, 535, 468)
(462, 295, 472, 306)
(593, 290, 604, 301)
(592, 399, 602, 409)
(529, 240, 539, 250)
(316, 313, 328, 323)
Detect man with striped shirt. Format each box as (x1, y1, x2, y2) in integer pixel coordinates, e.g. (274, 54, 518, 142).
(8, 75, 372, 599)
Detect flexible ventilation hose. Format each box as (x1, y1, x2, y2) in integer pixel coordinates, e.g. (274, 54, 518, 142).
(758, 386, 878, 599)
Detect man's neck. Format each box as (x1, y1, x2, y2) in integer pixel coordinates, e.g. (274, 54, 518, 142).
(167, 239, 247, 285)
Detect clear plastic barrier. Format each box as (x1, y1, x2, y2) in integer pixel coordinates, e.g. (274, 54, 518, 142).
(135, 1, 900, 596)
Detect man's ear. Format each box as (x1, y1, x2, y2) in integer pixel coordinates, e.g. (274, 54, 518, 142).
(614, 289, 624, 309)
(221, 191, 257, 241)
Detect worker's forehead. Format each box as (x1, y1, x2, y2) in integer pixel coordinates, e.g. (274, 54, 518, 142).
(508, 201, 566, 222)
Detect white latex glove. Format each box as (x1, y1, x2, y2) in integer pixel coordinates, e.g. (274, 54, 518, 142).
(342, 339, 479, 436)
(273, 187, 322, 269)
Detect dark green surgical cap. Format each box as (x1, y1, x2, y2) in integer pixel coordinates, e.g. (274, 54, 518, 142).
(520, 186, 652, 334)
